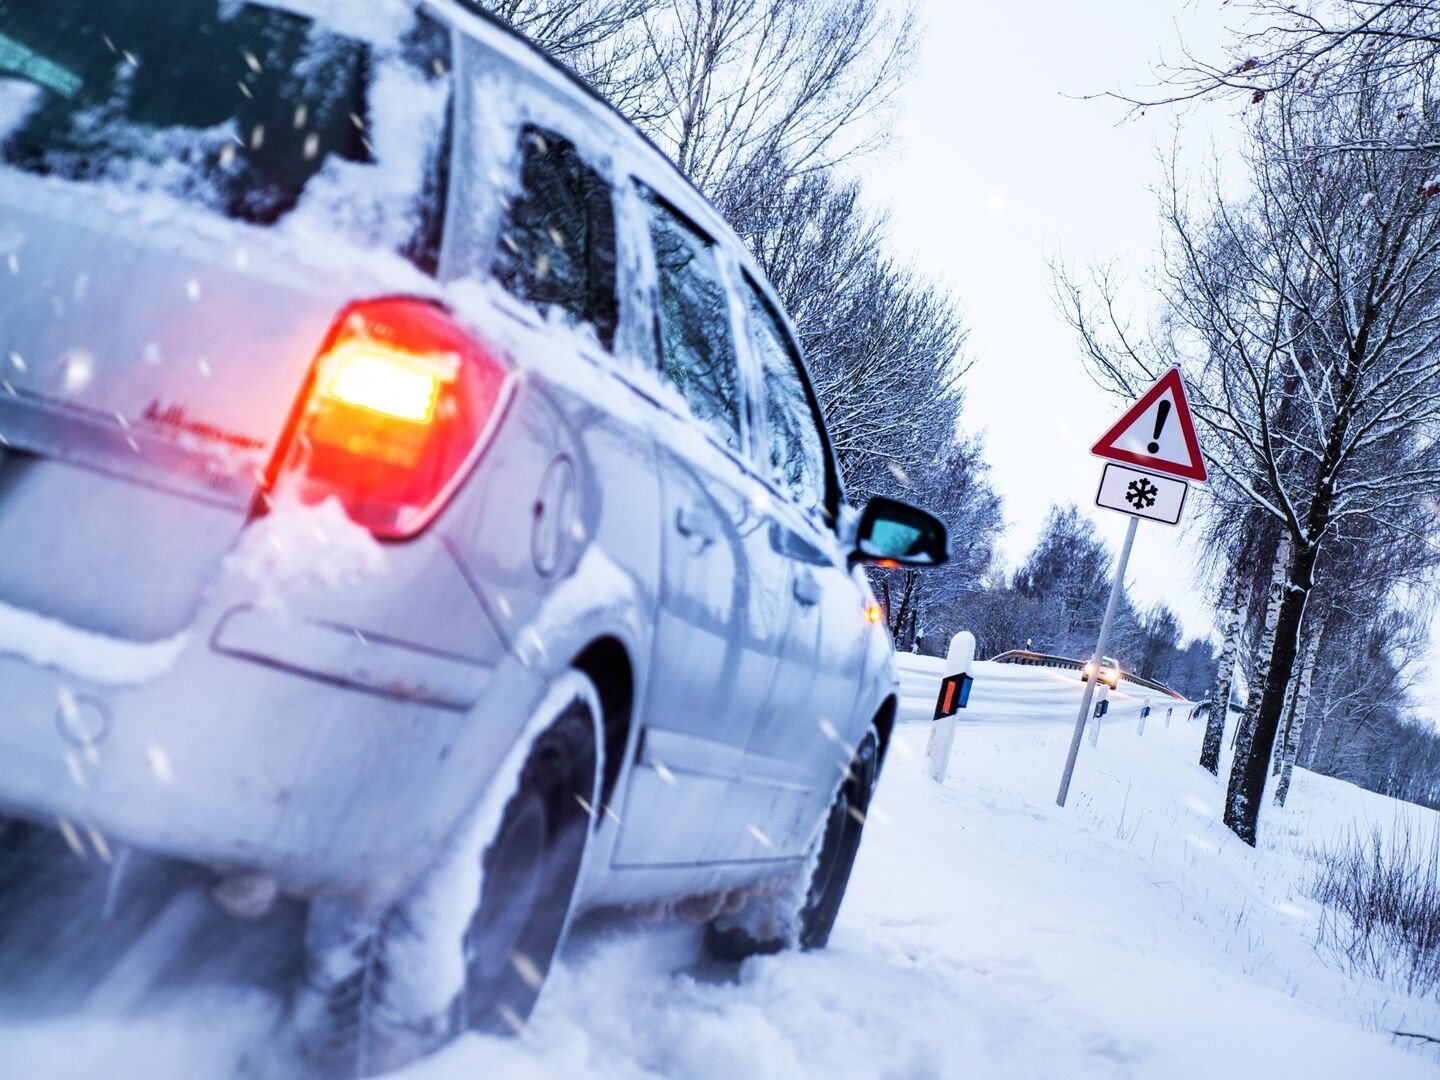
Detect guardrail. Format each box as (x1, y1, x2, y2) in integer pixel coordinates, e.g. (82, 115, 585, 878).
(989, 650, 1187, 701)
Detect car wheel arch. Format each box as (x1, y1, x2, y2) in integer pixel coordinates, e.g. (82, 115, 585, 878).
(569, 635, 635, 809)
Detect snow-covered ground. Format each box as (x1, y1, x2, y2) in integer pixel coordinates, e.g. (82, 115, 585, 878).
(4, 658, 1438, 1078)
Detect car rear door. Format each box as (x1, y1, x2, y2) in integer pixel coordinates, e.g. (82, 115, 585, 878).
(611, 188, 793, 867)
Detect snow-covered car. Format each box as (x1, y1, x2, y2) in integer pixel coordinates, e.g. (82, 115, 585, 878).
(1082, 656, 1122, 689)
(0, 1, 948, 1073)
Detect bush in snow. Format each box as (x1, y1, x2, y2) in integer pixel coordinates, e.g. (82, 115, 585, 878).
(1310, 819, 1440, 1000)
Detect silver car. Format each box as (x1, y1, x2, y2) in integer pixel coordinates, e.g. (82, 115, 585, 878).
(0, 1, 948, 1073)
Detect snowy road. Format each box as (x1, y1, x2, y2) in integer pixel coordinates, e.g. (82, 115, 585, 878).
(4, 660, 1438, 1078)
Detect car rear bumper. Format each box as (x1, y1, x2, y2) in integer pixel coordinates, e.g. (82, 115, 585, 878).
(0, 559, 524, 903)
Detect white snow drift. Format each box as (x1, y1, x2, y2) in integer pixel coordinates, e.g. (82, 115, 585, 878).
(3, 658, 1437, 1079)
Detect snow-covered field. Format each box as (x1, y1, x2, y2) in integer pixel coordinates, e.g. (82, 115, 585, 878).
(4, 658, 1438, 1078)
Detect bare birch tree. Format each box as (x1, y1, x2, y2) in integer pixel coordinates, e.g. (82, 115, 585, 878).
(626, 0, 915, 196)
(1304, 608, 1432, 789)
(484, 0, 666, 114)
(1117, 0, 1440, 138)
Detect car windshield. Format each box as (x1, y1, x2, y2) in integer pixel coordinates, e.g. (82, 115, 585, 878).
(0, 0, 448, 246)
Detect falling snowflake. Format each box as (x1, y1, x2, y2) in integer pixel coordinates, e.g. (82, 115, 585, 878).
(1125, 478, 1159, 509)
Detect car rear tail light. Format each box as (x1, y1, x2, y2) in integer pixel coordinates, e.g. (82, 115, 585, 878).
(263, 298, 512, 539)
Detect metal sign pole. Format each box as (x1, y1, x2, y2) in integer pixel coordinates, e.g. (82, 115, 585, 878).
(1057, 515, 1138, 807)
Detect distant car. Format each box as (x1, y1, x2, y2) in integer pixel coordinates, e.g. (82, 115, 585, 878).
(1082, 656, 1122, 690)
(0, 1, 949, 1074)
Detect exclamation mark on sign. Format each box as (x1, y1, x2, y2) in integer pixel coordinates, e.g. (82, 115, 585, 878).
(1147, 399, 1172, 454)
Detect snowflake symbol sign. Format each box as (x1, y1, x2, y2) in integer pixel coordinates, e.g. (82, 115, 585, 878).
(1125, 478, 1159, 509)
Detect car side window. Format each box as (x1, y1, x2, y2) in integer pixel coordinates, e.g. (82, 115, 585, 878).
(641, 190, 743, 452)
(492, 126, 618, 350)
(747, 283, 826, 516)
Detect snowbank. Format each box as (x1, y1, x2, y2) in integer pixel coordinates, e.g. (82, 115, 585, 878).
(2, 660, 1436, 1078)
(409, 661, 1440, 1078)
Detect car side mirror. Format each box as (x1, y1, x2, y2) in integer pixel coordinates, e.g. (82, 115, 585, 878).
(850, 496, 949, 569)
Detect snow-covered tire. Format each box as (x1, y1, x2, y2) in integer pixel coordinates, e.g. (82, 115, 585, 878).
(292, 673, 601, 1078)
(707, 728, 880, 960)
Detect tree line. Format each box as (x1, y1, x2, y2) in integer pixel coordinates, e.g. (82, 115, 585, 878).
(917, 503, 1216, 698)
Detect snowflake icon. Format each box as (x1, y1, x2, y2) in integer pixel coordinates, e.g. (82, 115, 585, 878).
(1125, 478, 1159, 509)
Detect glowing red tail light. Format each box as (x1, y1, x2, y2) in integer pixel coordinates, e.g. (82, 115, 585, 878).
(263, 298, 512, 539)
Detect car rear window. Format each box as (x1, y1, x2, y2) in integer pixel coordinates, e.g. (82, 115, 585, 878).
(0, 0, 450, 259)
(492, 126, 619, 351)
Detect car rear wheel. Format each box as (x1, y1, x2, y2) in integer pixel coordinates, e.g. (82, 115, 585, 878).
(706, 728, 880, 960)
(456, 688, 597, 1035)
(292, 673, 600, 1078)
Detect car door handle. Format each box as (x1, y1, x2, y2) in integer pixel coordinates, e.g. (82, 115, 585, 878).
(675, 504, 717, 549)
(793, 568, 822, 607)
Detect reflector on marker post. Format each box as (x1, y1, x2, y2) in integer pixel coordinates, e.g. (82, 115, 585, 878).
(934, 672, 972, 719)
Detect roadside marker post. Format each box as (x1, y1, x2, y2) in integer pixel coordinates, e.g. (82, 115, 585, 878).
(1057, 367, 1208, 808)
(926, 631, 976, 785)
(1088, 679, 1111, 748)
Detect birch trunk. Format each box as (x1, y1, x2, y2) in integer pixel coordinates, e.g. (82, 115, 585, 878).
(1305, 696, 1327, 769)
(1226, 534, 1310, 845)
(1230, 538, 1289, 767)
(1200, 576, 1248, 775)
(1272, 672, 1299, 777)
(1275, 613, 1325, 806)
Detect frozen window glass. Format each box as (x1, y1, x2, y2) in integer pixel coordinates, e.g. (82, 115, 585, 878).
(644, 192, 742, 451)
(492, 126, 618, 351)
(748, 283, 825, 514)
(0, 0, 450, 250)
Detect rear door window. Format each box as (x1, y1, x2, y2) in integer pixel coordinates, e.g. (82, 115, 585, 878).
(0, 0, 450, 262)
(491, 126, 619, 350)
(642, 190, 744, 452)
(747, 281, 827, 517)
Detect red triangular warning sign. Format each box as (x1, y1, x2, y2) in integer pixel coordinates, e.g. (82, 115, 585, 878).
(1090, 367, 1208, 483)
